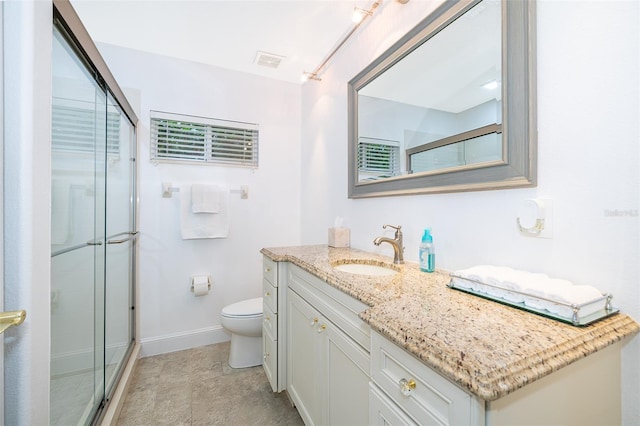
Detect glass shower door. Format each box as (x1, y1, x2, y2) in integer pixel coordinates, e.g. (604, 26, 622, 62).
(104, 93, 136, 396)
(51, 25, 107, 425)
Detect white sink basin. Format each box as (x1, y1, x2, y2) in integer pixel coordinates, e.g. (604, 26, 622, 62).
(333, 263, 398, 276)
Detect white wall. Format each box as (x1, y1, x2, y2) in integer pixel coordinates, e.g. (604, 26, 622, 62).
(3, 1, 53, 423)
(300, 0, 639, 423)
(97, 44, 302, 356)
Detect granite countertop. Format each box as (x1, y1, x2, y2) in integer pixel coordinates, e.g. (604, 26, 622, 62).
(261, 245, 640, 401)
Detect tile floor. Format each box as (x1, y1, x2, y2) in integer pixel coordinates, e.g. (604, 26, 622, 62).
(116, 341, 304, 425)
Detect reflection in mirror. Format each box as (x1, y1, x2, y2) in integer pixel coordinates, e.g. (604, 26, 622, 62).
(358, 0, 501, 181)
(348, 0, 536, 197)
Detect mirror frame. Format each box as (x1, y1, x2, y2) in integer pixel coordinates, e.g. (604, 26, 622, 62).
(348, 0, 536, 198)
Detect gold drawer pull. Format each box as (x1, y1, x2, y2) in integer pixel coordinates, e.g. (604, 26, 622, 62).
(399, 378, 416, 396)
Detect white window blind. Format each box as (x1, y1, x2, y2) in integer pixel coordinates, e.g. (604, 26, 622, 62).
(52, 102, 120, 155)
(150, 111, 259, 168)
(357, 137, 400, 179)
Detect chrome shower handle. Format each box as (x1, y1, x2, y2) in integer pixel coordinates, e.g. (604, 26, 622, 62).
(107, 231, 139, 244)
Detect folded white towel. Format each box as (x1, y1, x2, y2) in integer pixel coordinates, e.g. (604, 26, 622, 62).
(456, 265, 507, 290)
(451, 277, 474, 290)
(523, 295, 548, 310)
(552, 285, 603, 306)
(452, 265, 608, 320)
(545, 299, 604, 320)
(191, 184, 220, 213)
(181, 184, 229, 239)
(501, 291, 525, 304)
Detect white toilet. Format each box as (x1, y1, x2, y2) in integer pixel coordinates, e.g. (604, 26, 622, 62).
(220, 297, 263, 368)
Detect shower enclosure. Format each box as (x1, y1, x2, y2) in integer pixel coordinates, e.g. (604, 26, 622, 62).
(50, 10, 138, 425)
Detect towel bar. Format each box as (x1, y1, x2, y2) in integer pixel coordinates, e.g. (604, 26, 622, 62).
(162, 183, 248, 199)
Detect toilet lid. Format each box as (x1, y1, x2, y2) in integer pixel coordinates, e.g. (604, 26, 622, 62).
(221, 297, 263, 317)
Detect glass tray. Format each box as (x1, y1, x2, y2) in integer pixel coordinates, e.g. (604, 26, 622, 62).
(448, 274, 619, 327)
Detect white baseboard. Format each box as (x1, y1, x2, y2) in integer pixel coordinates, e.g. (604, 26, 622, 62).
(139, 325, 230, 358)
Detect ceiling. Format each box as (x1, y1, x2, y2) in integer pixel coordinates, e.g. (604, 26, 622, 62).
(70, 0, 372, 84)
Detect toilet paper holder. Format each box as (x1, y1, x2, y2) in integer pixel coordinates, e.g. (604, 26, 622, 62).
(191, 275, 211, 292)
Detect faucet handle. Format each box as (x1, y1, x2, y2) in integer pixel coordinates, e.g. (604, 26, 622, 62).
(383, 224, 402, 236)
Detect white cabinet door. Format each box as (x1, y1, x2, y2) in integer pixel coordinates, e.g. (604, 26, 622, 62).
(324, 318, 370, 426)
(262, 323, 277, 392)
(287, 289, 323, 426)
(288, 286, 370, 426)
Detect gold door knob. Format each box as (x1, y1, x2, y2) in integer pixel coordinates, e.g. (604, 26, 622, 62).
(0, 310, 26, 334)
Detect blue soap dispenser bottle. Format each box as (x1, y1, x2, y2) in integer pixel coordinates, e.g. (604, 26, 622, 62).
(419, 229, 435, 272)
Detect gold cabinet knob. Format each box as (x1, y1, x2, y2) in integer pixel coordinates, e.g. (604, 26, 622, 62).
(309, 317, 319, 326)
(399, 378, 416, 396)
(317, 324, 327, 334)
(265, 291, 270, 297)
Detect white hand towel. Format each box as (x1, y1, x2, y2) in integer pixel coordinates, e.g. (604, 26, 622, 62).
(191, 184, 220, 213)
(181, 184, 229, 239)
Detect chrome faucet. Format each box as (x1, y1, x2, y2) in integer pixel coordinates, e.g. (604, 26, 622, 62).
(373, 224, 404, 264)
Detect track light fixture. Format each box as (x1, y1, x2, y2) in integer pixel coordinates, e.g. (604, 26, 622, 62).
(303, 0, 401, 83)
(301, 71, 322, 82)
(352, 7, 373, 24)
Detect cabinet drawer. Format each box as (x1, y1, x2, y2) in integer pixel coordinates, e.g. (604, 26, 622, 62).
(371, 331, 475, 425)
(263, 256, 277, 286)
(370, 383, 418, 426)
(288, 265, 370, 351)
(263, 279, 277, 313)
(263, 324, 277, 392)
(263, 303, 277, 339)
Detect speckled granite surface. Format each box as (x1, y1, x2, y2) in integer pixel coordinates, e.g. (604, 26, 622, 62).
(261, 245, 640, 401)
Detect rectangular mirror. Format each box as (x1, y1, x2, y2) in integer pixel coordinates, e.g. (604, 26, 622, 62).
(348, 0, 536, 197)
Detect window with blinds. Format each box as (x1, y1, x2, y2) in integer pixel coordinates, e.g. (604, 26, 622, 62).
(150, 111, 259, 168)
(52, 103, 121, 155)
(357, 137, 400, 180)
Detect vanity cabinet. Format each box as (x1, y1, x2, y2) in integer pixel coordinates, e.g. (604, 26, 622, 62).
(287, 264, 370, 426)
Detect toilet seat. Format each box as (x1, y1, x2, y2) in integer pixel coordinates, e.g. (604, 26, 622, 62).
(221, 297, 262, 318)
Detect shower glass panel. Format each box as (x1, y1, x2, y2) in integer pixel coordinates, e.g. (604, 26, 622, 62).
(51, 25, 107, 426)
(51, 22, 136, 425)
(104, 92, 136, 397)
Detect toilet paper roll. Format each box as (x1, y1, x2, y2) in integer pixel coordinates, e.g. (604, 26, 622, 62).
(192, 275, 210, 297)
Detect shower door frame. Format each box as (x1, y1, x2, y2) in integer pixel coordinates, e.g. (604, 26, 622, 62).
(52, 0, 139, 423)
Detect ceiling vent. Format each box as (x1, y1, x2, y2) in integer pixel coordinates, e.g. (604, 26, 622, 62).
(254, 51, 285, 69)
